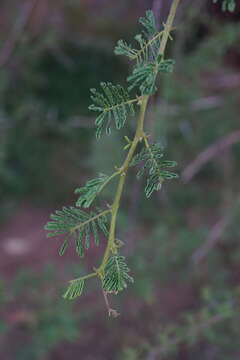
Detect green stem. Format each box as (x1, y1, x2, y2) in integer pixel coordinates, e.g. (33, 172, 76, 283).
(158, 0, 180, 57)
(99, 96, 148, 272)
(70, 272, 97, 282)
(103, 97, 139, 113)
(97, 0, 181, 275)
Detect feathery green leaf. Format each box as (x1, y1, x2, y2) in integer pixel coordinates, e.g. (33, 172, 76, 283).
(45, 207, 110, 256)
(89, 82, 136, 138)
(59, 238, 68, 256)
(128, 59, 175, 95)
(63, 278, 85, 300)
(115, 10, 175, 95)
(115, 10, 162, 65)
(131, 142, 178, 197)
(102, 255, 134, 293)
(114, 40, 138, 60)
(75, 173, 109, 208)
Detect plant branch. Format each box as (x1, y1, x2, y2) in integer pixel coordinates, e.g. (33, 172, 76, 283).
(97, 0, 181, 277)
(51, 0, 181, 311)
(98, 96, 149, 273)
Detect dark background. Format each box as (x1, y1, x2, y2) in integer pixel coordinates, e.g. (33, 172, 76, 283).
(0, 1, 240, 359)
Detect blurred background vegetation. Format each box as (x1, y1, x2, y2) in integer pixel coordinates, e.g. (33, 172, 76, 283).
(0, 0, 240, 359)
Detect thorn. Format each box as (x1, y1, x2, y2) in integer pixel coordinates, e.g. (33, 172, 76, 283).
(137, 95, 143, 106)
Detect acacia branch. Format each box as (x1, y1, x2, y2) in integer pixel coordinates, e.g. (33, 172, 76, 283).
(97, 0, 181, 278)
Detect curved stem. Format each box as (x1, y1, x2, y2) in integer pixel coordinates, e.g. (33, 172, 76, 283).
(99, 96, 148, 272)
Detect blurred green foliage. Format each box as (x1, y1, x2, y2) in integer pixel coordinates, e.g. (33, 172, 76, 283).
(0, 39, 127, 206)
(0, 266, 80, 360)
